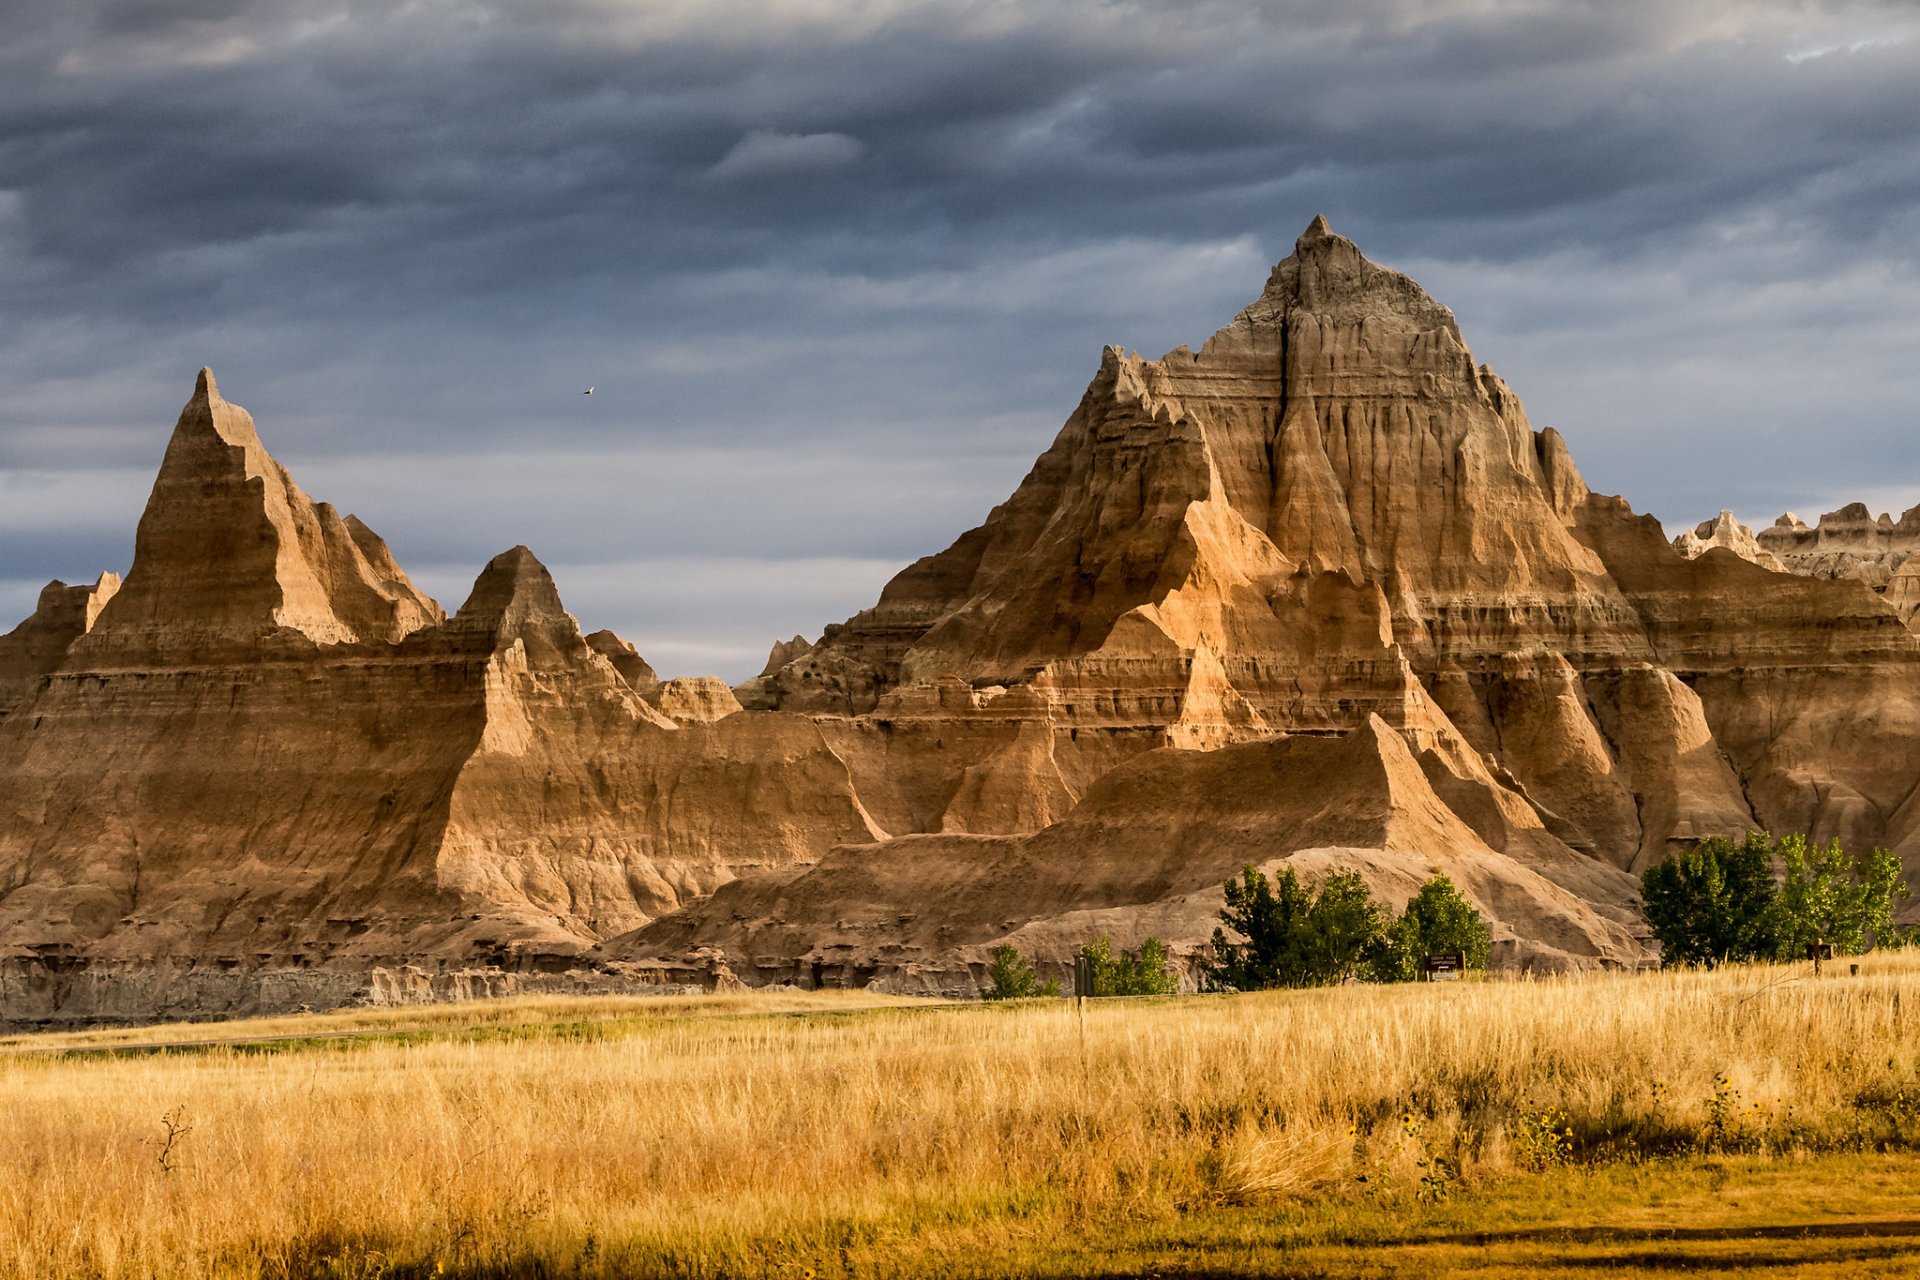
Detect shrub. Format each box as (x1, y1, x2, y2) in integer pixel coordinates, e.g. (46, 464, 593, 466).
(981, 944, 1059, 1000)
(1078, 935, 1179, 996)
(1774, 837, 1908, 956)
(1209, 865, 1312, 991)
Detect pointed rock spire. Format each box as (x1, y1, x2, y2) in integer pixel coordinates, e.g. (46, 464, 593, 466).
(759, 634, 814, 677)
(74, 369, 441, 664)
(586, 628, 660, 691)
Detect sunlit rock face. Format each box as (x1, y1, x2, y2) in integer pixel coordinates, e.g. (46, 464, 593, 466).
(1673, 512, 1786, 573)
(7, 220, 1920, 1020)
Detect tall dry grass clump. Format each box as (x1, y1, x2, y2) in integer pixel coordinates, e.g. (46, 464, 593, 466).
(1, 958, 1916, 1277)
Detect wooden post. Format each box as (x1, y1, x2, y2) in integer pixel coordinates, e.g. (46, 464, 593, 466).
(1073, 953, 1092, 1058)
(1806, 941, 1833, 976)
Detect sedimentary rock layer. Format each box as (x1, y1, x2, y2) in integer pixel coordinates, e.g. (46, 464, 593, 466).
(1678, 504, 1920, 632)
(6, 219, 1918, 1021)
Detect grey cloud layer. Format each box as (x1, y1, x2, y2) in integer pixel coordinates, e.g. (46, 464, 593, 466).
(2, 0, 1919, 675)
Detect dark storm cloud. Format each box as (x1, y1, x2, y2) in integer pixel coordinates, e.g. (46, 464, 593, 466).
(4, 0, 1920, 673)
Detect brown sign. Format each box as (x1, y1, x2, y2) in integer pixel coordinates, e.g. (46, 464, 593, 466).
(1424, 951, 1464, 981)
(1806, 942, 1834, 962)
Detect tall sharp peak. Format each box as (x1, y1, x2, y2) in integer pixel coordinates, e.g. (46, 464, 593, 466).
(586, 628, 660, 691)
(1258, 214, 1455, 333)
(173, 365, 264, 451)
(74, 369, 442, 661)
(1289, 211, 1361, 266)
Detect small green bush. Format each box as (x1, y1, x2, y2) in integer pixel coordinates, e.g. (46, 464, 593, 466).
(1775, 836, 1906, 957)
(1368, 873, 1493, 983)
(981, 944, 1059, 1000)
(1078, 935, 1179, 996)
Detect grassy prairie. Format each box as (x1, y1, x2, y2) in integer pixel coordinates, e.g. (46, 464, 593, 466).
(2, 957, 1918, 1278)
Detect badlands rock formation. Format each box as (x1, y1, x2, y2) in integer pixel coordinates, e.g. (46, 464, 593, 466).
(0, 373, 877, 1023)
(4, 220, 1918, 1023)
(1672, 512, 1785, 572)
(0, 573, 119, 717)
(1677, 504, 1920, 632)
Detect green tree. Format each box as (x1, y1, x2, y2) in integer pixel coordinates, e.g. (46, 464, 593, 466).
(1369, 874, 1492, 982)
(980, 943, 1058, 1000)
(1774, 837, 1909, 956)
(1640, 831, 1910, 967)
(1078, 935, 1179, 996)
(1209, 865, 1309, 991)
(1208, 866, 1388, 989)
(1302, 871, 1392, 984)
(1640, 833, 1780, 968)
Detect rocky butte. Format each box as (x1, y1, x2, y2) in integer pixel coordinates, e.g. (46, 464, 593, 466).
(4, 218, 1918, 1025)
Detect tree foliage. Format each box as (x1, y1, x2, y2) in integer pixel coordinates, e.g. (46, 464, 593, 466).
(1369, 874, 1493, 983)
(981, 943, 1059, 1000)
(1640, 831, 1910, 968)
(1775, 836, 1907, 957)
(1208, 865, 1489, 990)
(1639, 833, 1780, 968)
(1078, 935, 1179, 996)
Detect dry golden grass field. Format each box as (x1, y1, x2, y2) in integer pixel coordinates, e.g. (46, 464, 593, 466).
(3, 957, 1919, 1278)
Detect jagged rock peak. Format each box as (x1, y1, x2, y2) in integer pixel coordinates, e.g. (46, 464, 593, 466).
(759, 634, 814, 677)
(756, 215, 1615, 717)
(1673, 511, 1784, 572)
(71, 369, 441, 663)
(455, 546, 566, 626)
(46, 571, 122, 628)
(1299, 213, 1332, 241)
(0, 572, 122, 716)
(1731, 498, 1920, 634)
(1535, 427, 1590, 519)
(450, 546, 597, 668)
(585, 629, 660, 691)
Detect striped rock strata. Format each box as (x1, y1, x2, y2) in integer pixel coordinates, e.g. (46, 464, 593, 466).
(6, 221, 1919, 1020)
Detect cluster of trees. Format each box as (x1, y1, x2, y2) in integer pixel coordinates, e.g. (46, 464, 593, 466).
(1207, 867, 1491, 990)
(979, 828, 1912, 998)
(1640, 832, 1909, 967)
(981, 934, 1178, 1000)
(981, 866, 1492, 999)
(1077, 935, 1181, 996)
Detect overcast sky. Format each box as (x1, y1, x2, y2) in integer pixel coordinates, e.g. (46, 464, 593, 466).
(3, 0, 1918, 678)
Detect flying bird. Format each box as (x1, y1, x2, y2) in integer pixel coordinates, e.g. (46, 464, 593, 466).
(583, 385, 595, 395)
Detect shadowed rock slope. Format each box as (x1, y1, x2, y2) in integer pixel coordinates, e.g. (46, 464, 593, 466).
(6, 222, 1919, 1020)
